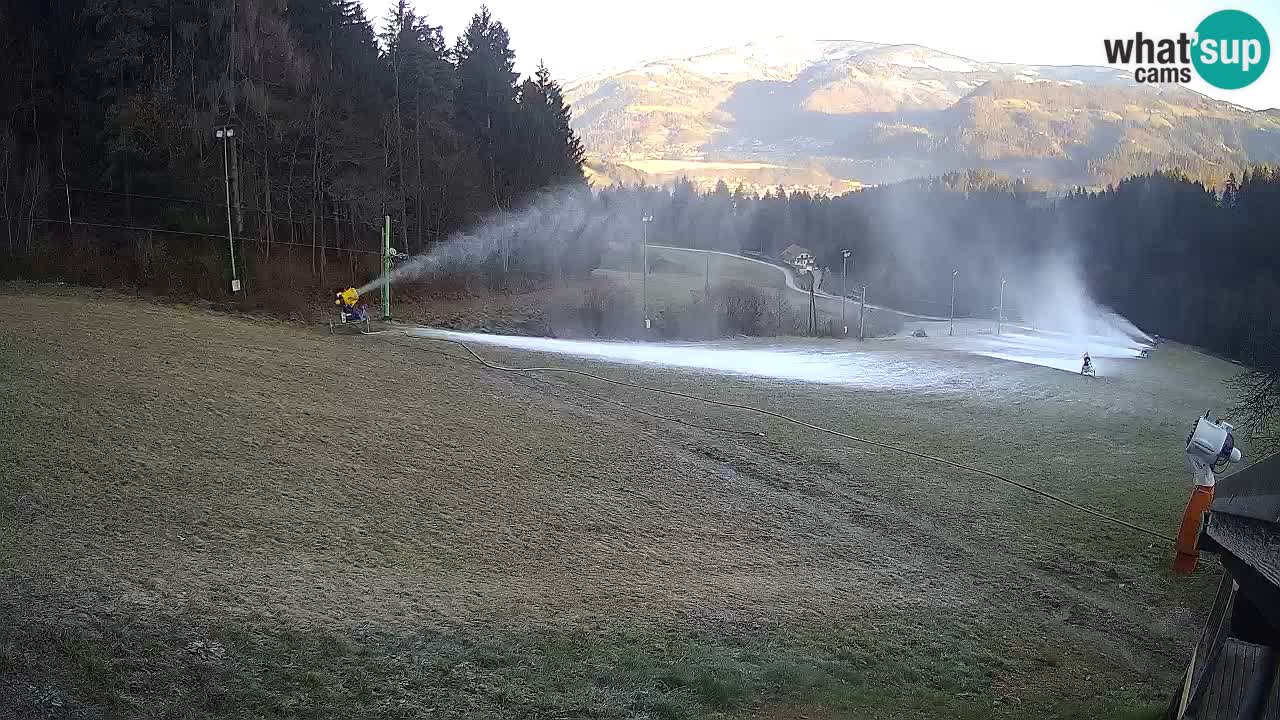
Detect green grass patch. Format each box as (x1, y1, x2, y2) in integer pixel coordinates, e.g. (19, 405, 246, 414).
(0, 597, 1169, 719)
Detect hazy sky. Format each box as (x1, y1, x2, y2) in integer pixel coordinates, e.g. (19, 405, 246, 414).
(361, 0, 1280, 109)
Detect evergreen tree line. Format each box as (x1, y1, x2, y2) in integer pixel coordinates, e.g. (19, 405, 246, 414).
(0, 0, 583, 289)
(601, 169, 1279, 363)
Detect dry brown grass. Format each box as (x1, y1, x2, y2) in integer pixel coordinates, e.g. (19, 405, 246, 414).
(0, 287, 1236, 718)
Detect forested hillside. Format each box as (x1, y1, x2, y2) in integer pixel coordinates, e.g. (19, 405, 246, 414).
(0, 1, 583, 293)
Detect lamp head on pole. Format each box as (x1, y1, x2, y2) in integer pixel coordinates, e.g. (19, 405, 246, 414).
(841, 249, 851, 259)
(641, 214, 653, 223)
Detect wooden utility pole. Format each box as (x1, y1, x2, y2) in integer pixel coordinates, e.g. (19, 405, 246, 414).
(808, 272, 817, 336)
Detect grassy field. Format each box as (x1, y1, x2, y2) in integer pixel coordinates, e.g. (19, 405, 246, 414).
(0, 286, 1239, 719)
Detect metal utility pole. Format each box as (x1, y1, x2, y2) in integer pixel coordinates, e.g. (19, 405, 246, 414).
(382, 215, 392, 320)
(841, 249, 851, 334)
(641, 214, 653, 330)
(859, 285, 867, 340)
(997, 277, 1006, 336)
(949, 269, 958, 336)
(215, 126, 240, 294)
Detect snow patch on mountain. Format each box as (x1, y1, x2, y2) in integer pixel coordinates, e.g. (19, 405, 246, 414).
(861, 45, 981, 73)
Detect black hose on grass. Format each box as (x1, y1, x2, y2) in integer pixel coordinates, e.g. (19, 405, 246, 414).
(369, 328, 1176, 544)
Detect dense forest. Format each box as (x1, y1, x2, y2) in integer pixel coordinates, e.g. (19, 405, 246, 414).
(0, 0, 583, 292)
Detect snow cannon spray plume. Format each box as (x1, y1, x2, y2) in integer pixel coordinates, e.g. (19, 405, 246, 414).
(356, 186, 750, 297)
(357, 188, 607, 296)
(1013, 252, 1153, 349)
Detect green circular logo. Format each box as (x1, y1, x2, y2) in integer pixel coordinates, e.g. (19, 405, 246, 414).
(1193, 10, 1270, 90)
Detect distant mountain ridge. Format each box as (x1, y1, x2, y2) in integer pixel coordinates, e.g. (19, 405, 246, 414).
(564, 37, 1280, 192)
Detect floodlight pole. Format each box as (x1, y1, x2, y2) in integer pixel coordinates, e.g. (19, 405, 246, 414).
(949, 269, 958, 336)
(841, 249, 851, 334)
(215, 126, 240, 294)
(997, 277, 1006, 336)
(642, 214, 653, 330)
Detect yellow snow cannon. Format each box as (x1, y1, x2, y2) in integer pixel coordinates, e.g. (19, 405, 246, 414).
(330, 287, 370, 333)
(336, 287, 360, 308)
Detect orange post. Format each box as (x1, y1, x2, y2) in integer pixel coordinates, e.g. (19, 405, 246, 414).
(1172, 484, 1214, 574)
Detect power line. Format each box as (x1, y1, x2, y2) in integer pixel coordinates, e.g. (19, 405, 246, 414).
(70, 187, 207, 206)
(67, 186, 384, 229)
(28, 216, 383, 255)
(383, 330, 1174, 543)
